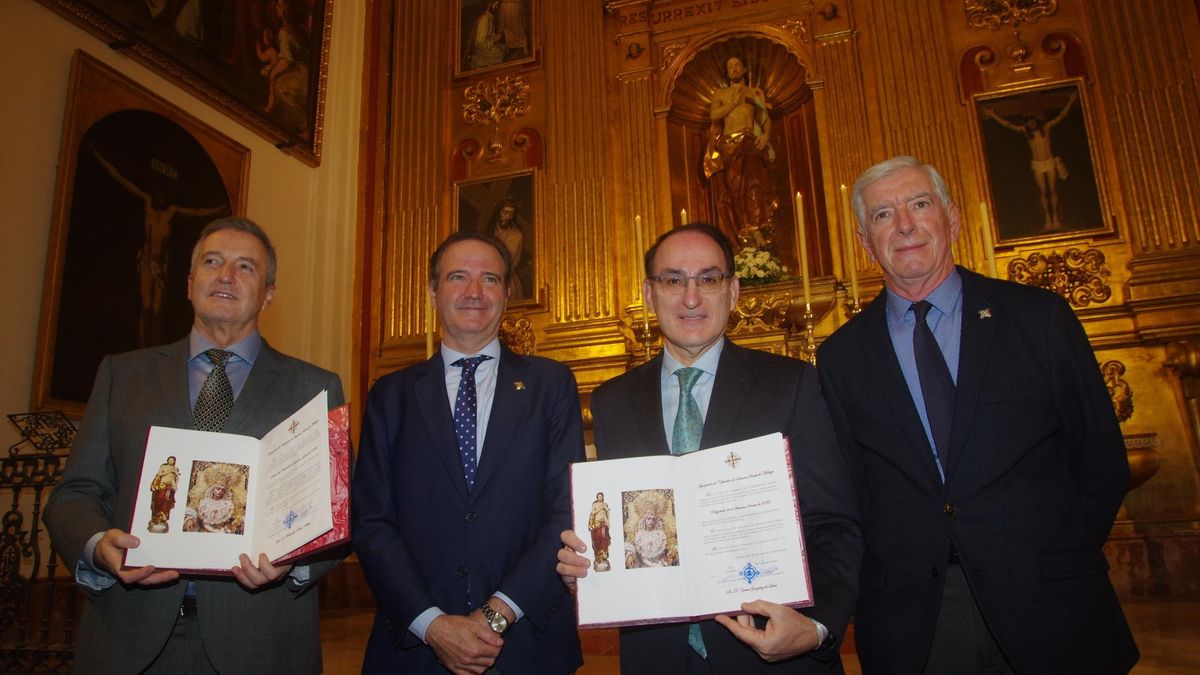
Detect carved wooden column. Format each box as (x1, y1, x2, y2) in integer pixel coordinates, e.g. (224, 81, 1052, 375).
(1165, 340, 1200, 478)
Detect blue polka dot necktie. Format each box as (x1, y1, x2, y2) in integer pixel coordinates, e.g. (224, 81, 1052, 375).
(671, 366, 708, 659)
(452, 355, 492, 492)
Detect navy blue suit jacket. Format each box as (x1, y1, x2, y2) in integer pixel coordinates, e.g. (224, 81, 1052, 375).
(352, 346, 584, 674)
(817, 267, 1137, 674)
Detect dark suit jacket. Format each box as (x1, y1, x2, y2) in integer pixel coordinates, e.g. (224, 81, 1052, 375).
(817, 267, 1138, 674)
(591, 339, 862, 674)
(352, 346, 584, 674)
(43, 336, 347, 675)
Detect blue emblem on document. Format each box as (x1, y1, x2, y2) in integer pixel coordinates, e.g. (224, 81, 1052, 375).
(740, 562, 760, 585)
(283, 510, 298, 529)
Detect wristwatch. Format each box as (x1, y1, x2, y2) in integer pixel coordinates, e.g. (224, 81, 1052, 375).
(480, 601, 509, 635)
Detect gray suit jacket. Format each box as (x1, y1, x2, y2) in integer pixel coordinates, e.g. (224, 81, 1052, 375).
(44, 336, 346, 675)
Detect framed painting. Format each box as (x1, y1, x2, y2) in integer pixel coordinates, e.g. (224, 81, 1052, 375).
(975, 80, 1109, 244)
(456, 0, 536, 78)
(455, 171, 537, 305)
(32, 50, 250, 417)
(35, 0, 331, 166)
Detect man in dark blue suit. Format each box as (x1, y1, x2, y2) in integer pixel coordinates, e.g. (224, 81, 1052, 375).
(818, 156, 1137, 674)
(353, 231, 584, 674)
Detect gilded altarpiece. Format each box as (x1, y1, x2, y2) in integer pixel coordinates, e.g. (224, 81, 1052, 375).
(362, 1, 1200, 600)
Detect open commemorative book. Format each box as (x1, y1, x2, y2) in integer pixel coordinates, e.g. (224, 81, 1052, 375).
(124, 390, 350, 573)
(570, 432, 812, 628)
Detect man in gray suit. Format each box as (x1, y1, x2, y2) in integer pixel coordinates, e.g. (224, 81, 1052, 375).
(44, 217, 346, 675)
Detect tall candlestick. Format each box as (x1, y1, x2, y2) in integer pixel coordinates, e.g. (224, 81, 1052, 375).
(634, 215, 649, 332)
(680, 208, 688, 225)
(794, 192, 811, 306)
(979, 201, 998, 278)
(425, 291, 434, 359)
(840, 185, 859, 299)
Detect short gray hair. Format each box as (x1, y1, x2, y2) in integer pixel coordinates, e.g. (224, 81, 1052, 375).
(851, 156, 953, 235)
(190, 217, 278, 285)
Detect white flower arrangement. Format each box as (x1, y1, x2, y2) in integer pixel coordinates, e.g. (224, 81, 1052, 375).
(734, 246, 789, 286)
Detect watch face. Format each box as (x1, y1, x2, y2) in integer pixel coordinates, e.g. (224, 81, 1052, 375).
(490, 613, 508, 633)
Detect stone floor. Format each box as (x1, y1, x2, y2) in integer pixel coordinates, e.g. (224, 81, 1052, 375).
(319, 598, 1200, 674)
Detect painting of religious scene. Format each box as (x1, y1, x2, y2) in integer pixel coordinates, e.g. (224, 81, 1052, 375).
(50, 109, 230, 405)
(457, 0, 536, 77)
(456, 172, 536, 303)
(35, 0, 331, 164)
(621, 489, 680, 570)
(977, 81, 1107, 242)
(184, 461, 250, 535)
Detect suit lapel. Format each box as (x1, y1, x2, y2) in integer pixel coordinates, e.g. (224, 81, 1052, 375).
(942, 268, 999, 482)
(156, 338, 195, 429)
(701, 340, 753, 449)
(223, 341, 284, 435)
(633, 355, 671, 456)
(473, 347, 530, 497)
(414, 354, 472, 500)
(860, 293, 945, 488)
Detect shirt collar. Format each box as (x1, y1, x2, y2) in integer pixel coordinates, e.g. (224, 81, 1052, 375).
(189, 328, 263, 365)
(661, 337, 724, 383)
(885, 268, 963, 323)
(441, 337, 502, 367)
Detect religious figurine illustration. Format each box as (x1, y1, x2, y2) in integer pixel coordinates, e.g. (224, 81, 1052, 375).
(147, 456, 180, 533)
(703, 54, 780, 250)
(88, 142, 227, 348)
(183, 465, 247, 535)
(588, 492, 611, 572)
(982, 91, 1079, 231)
(623, 497, 680, 569)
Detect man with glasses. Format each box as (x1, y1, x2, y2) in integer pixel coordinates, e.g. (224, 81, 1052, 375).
(558, 223, 861, 674)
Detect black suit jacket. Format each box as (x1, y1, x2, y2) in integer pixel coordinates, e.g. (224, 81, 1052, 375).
(43, 337, 346, 675)
(352, 346, 584, 674)
(817, 267, 1138, 674)
(591, 339, 862, 674)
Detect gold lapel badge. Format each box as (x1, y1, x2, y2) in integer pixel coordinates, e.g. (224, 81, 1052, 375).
(978, 308, 992, 319)
(514, 381, 526, 391)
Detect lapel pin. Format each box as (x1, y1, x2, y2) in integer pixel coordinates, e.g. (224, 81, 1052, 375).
(978, 308, 992, 319)
(514, 381, 525, 391)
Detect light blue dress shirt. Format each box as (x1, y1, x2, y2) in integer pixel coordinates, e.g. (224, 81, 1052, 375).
(659, 339, 725, 450)
(884, 270, 963, 480)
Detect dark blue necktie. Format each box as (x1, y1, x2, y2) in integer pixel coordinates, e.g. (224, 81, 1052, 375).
(912, 301, 954, 481)
(452, 355, 492, 492)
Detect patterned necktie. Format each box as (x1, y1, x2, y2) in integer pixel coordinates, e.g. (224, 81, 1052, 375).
(912, 301, 955, 481)
(671, 367, 704, 456)
(194, 349, 234, 432)
(452, 355, 492, 492)
(670, 367, 708, 658)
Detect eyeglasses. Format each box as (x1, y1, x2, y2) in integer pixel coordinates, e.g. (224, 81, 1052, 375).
(648, 272, 732, 295)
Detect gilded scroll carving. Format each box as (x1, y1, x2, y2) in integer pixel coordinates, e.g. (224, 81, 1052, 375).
(963, 0, 1058, 31)
(660, 41, 687, 72)
(778, 18, 809, 43)
(462, 75, 532, 127)
(1101, 359, 1133, 423)
(499, 316, 535, 355)
(1007, 248, 1112, 308)
(727, 292, 790, 334)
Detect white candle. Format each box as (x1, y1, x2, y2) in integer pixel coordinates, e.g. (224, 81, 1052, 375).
(635, 215, 650, 332)
(795, 192, 810, 306)
(680, 208, 688, 225)
(979, 201, 998, 278)
(840, 185, 859, 299)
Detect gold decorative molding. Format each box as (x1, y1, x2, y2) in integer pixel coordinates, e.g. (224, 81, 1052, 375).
(1101, 359, 1133, 423)
(659, 40, 688, 72)
(778, 18, 810, 43)
(462, 75, 532, 128)
(1007, 248, 1112, 308)
(728, 292, 791, 334)
(963, 0, 1058, 31)
(499, 316, 535, 356)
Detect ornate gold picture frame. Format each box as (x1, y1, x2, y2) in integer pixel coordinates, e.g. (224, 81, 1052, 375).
(35, 0, 331, 166)
(974, 80, 1110, 244)
(32, 51, 250, 417)
(455, 170, 538, 306)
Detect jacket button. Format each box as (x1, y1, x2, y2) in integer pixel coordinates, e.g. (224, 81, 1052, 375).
(943, 502, 956, 515)
(465, 512, 477, 523)
(455, 566, 468, 577)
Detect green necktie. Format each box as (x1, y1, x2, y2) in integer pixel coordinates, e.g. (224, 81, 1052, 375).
(671, 367, 708, 658)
